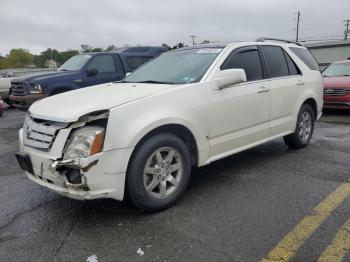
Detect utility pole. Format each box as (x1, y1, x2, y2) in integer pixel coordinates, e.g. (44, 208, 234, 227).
(344, 19, 350, 40)
(295, 11, 301, 42)
(189, 35, 196, 46)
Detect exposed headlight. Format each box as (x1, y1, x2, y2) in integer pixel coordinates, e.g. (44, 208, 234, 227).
(64, 127, 105, 160)
(29, 84, 43, 94)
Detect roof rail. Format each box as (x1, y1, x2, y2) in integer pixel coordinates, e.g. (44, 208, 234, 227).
(255, 37, 303, 46)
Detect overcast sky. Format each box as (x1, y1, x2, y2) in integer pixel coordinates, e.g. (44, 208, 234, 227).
(0, 0, 349, 55)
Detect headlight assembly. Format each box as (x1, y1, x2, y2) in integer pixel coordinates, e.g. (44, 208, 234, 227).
(64, 127, 105, 160)
(29, 84, 44, 94)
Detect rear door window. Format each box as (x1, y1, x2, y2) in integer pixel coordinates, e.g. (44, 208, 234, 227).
(221, 47, 263, 81)
(261, 46, 289, 78)
(289, 47, 319, 71)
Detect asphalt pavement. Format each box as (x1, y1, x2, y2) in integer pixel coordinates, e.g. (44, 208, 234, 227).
(0, 109, 349, 262)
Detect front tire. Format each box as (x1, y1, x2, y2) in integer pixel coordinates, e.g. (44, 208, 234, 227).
(126, 133, 192, 212)
(284, 104, 315, 149)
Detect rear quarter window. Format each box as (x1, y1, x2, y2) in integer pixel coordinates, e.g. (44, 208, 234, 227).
(289, 47, 319, 71)
(283, 50, 301, 75)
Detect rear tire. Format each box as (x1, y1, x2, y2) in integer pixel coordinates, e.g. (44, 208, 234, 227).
(284, 104, 315, 149)
(126, 133, 191, 212)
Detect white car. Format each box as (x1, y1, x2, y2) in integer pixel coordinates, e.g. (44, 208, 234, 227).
(16, 39, 323, 212)
(0, 77, 13, 102)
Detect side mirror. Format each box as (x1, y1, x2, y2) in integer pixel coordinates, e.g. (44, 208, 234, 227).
(86, 68, 98, 76)
(214, 69, 247, 89)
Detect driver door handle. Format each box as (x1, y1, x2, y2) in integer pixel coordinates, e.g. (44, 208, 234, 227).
(257, 86, 270, 93)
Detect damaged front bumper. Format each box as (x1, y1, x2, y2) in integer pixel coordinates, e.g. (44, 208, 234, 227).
(17, 128, 134, 201)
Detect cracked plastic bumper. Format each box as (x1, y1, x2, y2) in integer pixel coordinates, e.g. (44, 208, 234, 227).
(19, 128, 134, 201)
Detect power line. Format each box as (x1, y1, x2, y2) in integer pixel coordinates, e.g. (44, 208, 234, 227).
(344, 19, 350, 40)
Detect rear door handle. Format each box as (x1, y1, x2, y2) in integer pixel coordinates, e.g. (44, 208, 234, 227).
(297, 80, 305, 86)
(257, 86, 270, 93)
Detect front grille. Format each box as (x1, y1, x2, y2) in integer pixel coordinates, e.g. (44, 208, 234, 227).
(323, 88, 349, 96)
(23, 115, 68, 151)
(11, 82, 27, 96)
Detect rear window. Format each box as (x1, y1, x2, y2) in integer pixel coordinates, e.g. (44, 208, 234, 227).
(289, 47, 319, 71)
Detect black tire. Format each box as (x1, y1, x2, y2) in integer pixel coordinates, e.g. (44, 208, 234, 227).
(284, 104, 315, 149)
(126, 133, 192, 212)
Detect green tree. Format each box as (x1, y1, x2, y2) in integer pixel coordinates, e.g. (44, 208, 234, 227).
(0, 57, 10, 69)
(90, 48, 103, 52)
(161, 43, 171, 50)
(34, 48, 59, 67)
(6, 48, 34, 68)
(106, 45, 116, 51)
(57, 50, 79, 66)
(201, 40, 210, 44)
(171, 43, 185, 50)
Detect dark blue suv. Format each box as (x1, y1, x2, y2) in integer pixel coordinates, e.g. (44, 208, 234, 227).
(10, 46, 167, 109)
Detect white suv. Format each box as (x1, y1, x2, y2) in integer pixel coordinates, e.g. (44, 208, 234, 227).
(16, 39, 323, 212)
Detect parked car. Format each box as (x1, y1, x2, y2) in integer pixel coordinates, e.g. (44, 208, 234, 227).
(16, 39, 323, 212)
(0, 96, 3, 117)
(322, 59, 350, 109)
(0, 77, 13, 104)
(9, 46, 168, 109)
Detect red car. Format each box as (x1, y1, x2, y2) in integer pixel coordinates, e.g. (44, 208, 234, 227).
(322, 60, 350, 109)
(0, 96, 3, 117)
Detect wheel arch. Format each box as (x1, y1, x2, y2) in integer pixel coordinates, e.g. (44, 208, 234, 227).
(302, 97, 318, 120)
(128, 123, 199, 169)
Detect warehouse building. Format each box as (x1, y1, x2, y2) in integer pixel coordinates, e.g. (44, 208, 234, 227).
(303, 40, 350, 69)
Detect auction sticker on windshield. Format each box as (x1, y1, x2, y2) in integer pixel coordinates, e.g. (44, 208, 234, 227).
(197, 49, 222, 54)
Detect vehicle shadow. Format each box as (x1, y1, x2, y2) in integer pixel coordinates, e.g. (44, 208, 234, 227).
(81, 140, 289, 217)
(322, 108, 350, 116)
(321, 109, 350, 125)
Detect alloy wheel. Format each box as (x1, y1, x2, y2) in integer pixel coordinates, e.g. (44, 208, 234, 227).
(143, 147, 183, 199)
(298, 111, 312, 142)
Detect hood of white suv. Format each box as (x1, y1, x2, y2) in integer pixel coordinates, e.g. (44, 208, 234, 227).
(29, 82, 173, 122)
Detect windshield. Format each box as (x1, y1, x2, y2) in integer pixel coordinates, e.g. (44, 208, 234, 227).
(124, 48, 223, 84)
(322, 63, 350, 77)
(58, 54, 91, 71)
